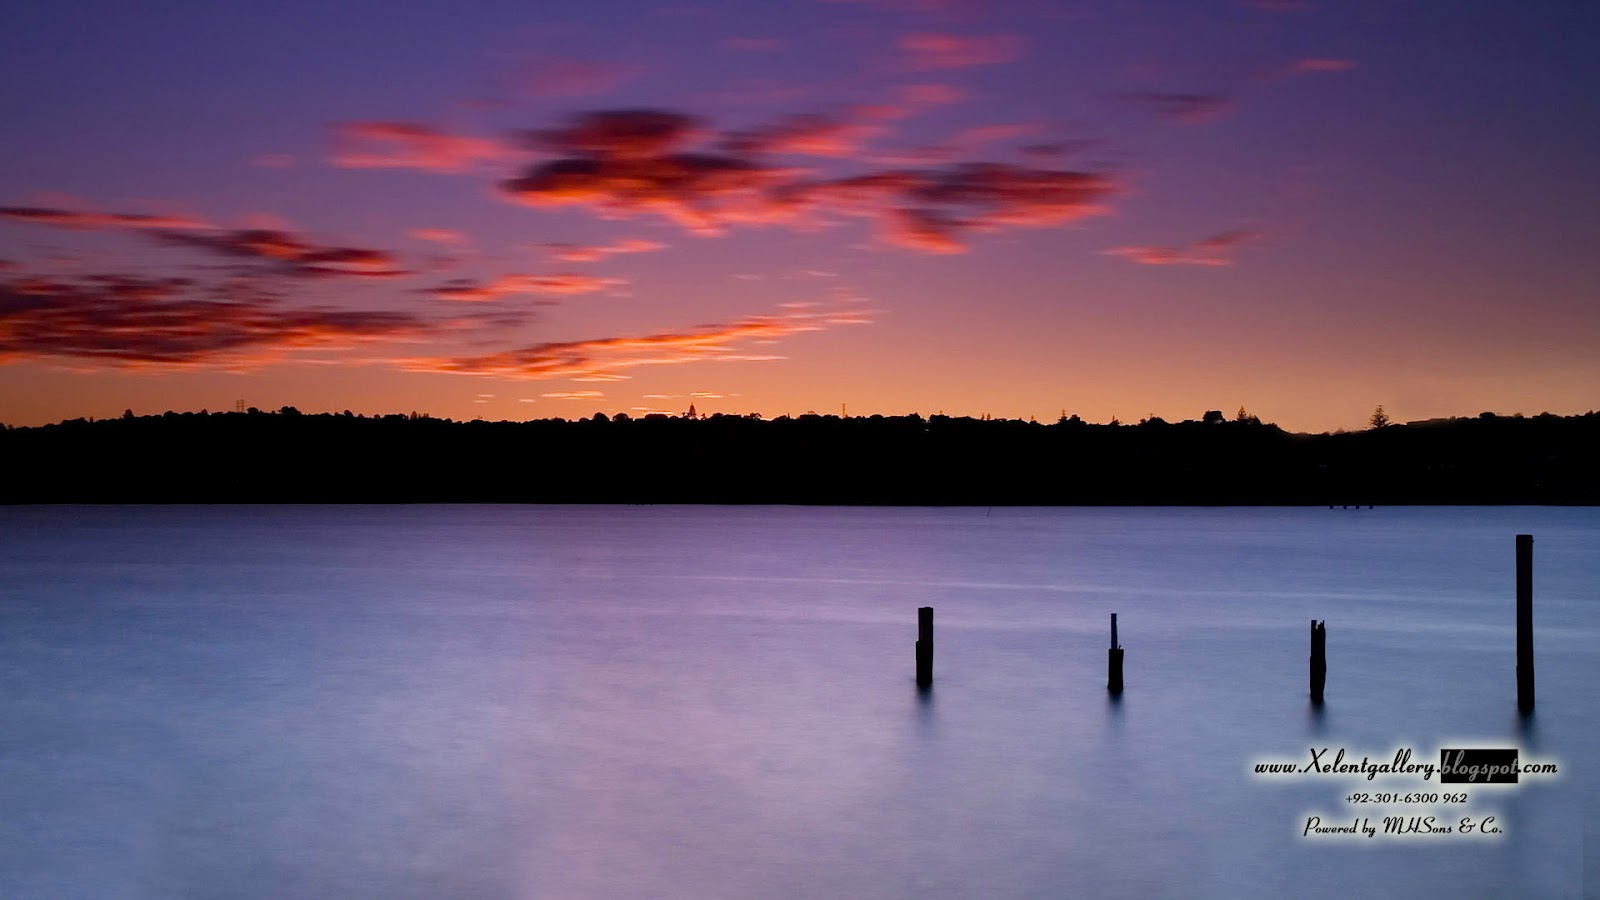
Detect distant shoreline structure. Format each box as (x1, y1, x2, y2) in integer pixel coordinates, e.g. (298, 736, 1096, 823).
(3, 408, 1596, 505)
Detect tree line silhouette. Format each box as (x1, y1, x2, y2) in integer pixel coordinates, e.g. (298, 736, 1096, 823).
(2, 407, 1595, 504)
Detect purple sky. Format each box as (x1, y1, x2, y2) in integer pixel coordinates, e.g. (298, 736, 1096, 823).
(2, 0, 1596, 430)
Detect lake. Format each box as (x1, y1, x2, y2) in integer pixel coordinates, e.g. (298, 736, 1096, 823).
(1, 505, 1595, 898)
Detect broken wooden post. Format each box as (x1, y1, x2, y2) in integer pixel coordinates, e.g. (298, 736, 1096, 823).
(1309, 620, 1326, 704)
(915, 606, 933, 687)
(1517, 534, 1534, 713)
(1107, 613, 1124, 694)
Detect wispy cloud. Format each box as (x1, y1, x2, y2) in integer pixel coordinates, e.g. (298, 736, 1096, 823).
(796, 162, 1115, 252)
(1125, 92, 1233, 125)
(410, 228, 470, 246)
(1104, 230, 1261, 267)
(411, 302, 872, 380)
(332, 121, 518, 173)
(0, 205, 209, 232)
(153, 228, 410, 278)
(1289, 57, 1357, 74)
(544, 238, 665, 262)
(897, 32, 1025, 70)
(427, 273, 625, 302)
(0, 274, 423, 368)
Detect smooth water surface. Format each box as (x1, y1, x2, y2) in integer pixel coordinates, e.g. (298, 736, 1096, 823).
(1, 506, 1595, 898)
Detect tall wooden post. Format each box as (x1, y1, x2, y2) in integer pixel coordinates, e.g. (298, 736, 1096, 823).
(1517, 534, 1534, 713)
(1309, 620, 1326, 704)
(1107, 613, 1124, 694)
(916, 606, 933, 687)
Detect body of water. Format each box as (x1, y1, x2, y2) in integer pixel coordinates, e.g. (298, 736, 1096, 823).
(1, 505, 1595, 898)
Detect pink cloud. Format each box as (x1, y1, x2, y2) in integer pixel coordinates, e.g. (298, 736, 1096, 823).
(410, 228, 469, 246)
(427, 273, 624, 302)
(544, 238, 665, 262)
(332, 122, 516, 173)
(1104, 230, 1261, 267)
(897, 32, 1025, 70)
(412, 303, 873, 379)
(1290, 57, 1357, 74)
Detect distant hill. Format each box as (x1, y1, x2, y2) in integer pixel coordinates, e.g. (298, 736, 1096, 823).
(2, 409, 1596, 504)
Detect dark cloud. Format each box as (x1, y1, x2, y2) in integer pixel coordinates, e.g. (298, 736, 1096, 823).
(503, 107, 1115, 251)
(152, 229, 410, 278)
(797, 162, 1116, 252)
(0, 205, 208, 231)
(0, 274, 422, 367)
(505, 152, 791, 235)
(531, 109, 704, 158)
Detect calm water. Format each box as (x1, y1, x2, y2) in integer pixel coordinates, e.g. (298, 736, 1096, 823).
(0, 505, 1595, 899)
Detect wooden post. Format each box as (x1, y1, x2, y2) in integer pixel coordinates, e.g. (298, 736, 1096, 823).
(1517, 534, 1534, 713)
(915, 606, 933, 687)
(1309, 620, 1326, 704)
(1107, 613, 1124, 694)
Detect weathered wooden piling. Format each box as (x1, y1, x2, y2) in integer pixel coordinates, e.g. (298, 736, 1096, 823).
(1107, 613, 1124, 694)
(915, 606, 934, 687)
(1517, 534, 1534, 713)
(1309, 620, 1326, 704)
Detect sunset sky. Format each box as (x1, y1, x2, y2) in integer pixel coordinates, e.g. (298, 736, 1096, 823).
(2, 0, 1596, 432)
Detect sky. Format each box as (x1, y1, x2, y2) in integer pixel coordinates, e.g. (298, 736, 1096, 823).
(2, 0, 1597, 432)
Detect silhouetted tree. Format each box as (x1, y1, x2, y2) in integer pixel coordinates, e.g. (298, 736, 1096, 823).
(1203, 410, 1225, 425)
(1370, 405, 1390, 429)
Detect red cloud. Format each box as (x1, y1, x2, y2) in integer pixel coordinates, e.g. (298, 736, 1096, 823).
(799, 162, 1115, 252)
(154, 228, 409, 278)
(0, 274, 422, 367)
(410, 228, 469, 246)
(427, 273, 623, 302)
(503, 107, 1115, 251)
(504, 152, 793, 235)
(897, 32, 1025, 70)
(545, 239, 665, 262)
(413, 303, 872, 379)
(532, 109, 704, 158)
(332, 122, 516, 173)
(1105, 230, 1261, 267)
(0, 205, 209, 231)
(723, 114, 883, 158)
(1291, 57, 1357, 73)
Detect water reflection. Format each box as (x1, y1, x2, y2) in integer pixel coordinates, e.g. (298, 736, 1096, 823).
(1307, 700, 1328, 737)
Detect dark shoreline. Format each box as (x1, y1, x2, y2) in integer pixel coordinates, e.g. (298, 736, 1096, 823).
(4, 409, 1596, 505)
